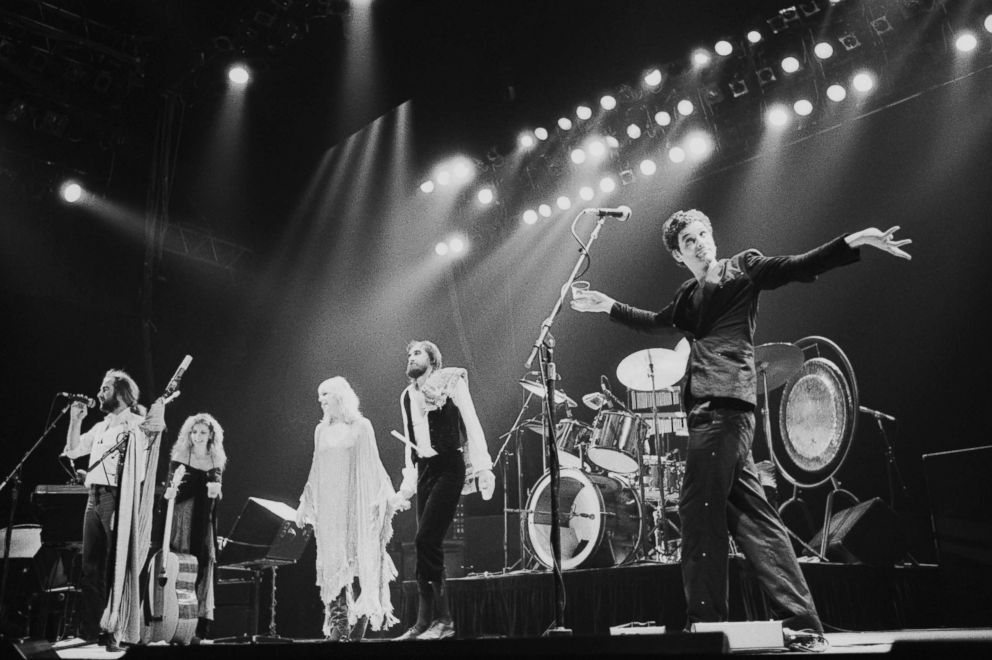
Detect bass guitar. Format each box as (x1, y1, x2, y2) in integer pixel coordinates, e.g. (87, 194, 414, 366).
(141, 464, 199, 644)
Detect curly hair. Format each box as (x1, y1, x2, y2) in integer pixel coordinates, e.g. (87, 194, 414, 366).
(662, 209, 712, 253)
(172, 413, 227, 470)
(406, 340, 443, 370)
(104, 369, 140, 411)
(317, 377, 363, 424)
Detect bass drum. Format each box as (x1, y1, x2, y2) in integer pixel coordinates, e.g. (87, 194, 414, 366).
(526, 468, 643, 570)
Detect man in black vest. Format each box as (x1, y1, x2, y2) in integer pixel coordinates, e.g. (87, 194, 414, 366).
(394, 340, 495, 640)
(571, 209, 910, 651)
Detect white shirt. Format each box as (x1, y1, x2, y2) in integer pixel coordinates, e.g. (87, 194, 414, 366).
(403, 375, 493, 474)
(64, 409, 147, 487)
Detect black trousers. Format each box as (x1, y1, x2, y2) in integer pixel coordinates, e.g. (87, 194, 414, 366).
(415, 451, 464, 582)
(679, 402, 821, 632)
(80, 485, 117, 638)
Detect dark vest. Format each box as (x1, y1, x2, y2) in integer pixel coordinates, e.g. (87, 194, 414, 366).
(403, 390, 466, 464)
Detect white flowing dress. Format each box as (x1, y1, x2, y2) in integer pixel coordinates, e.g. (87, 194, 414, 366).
(297, 417, 399, 633)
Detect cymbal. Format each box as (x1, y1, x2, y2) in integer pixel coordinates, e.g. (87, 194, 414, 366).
(518, 378, 577, 407)
(581, 392, 608, 411)
(755, 342, 804, 394)
(616, 343, 689, 391)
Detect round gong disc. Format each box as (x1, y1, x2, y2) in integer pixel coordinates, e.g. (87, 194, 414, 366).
(776, 357, 855, 488)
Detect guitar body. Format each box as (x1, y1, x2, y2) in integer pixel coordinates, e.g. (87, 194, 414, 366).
(140, 464, 199, 645)
(142, 549, 199, 644)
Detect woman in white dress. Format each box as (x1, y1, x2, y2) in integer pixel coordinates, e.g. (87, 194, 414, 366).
(295, 377, 405, 640)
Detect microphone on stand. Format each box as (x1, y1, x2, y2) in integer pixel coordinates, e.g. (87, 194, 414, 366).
(859, 405, 896, 422)
(585, 206, 632, 221)
(600, 375, 627, 410)
(58, 392, 97, 408)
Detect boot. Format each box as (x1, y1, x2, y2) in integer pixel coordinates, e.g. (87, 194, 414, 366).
(324, 592, 350, 641)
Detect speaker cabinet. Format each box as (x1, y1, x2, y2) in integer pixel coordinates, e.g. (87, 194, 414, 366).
(808, 497, 907, 565)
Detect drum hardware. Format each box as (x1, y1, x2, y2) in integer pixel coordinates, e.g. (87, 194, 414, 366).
(581, 391, 608, 411)
(614, 340, 690, 563)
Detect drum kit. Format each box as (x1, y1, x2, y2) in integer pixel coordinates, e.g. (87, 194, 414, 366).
(510, 340, 808, 572)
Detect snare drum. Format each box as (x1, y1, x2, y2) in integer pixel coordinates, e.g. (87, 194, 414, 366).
(587, 411, 647, 474)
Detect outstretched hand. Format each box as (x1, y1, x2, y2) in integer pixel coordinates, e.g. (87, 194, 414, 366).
(569, 289, 616, 313)
(846, 226, 912, 260)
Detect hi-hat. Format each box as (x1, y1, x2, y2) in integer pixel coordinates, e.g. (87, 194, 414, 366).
(616, 340, 690, 391)
(755, 342, 804, 394)
(519, 378, 577, 407)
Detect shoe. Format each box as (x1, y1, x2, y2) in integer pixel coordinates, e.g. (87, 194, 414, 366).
(417, 619, 455, 641)
(394, 624, 427, 641)
(784, 629, 830, 653)
(103, 635, 123, 653)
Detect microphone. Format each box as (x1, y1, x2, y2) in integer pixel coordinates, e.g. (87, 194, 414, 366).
(163, 354, 193, 398)
(59, 392, 96, 408)
(859, 405, 896, 422)
(599, 376, 626, 410)
(585, 206, 632, 221)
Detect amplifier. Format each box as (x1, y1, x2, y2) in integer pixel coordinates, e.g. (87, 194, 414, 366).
(31, 485, 87, 546)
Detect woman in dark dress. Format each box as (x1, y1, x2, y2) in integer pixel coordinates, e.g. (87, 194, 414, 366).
(164, 413, 227, 641)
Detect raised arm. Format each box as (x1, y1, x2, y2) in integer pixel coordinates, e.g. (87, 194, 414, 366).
(451, 376, 495, 499)
(845, 226, 912, 259)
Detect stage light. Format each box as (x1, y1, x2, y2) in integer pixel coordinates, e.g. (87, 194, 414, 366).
(626, 124, 641, 140)
(570, 148, 587, 164)
(839, 32, 861, 51)
(955, 31, 978, 53)
(826, 84, 847, 102)
(588, 140, 606, 157)
(558, 117, 573, 130)
(60, 180, 83, 203)
(729, 77, 749, 98)
(677, 99, 694, 116)
(228, 65, 250, 84)
(668, 146, 686, 163)
(794, 99, 814, 116)
(576, 105, 592, 120)
(747, 30, 763, 44)
(579, 186, 595, 201)
(757, 67, 776, 87)
(538, 204, 552, 218)
(814, 42, 834, 60)
(600, 95, 617, 110)
(436, 170, 451, 186)
(478, 188, 494, 204)
(781, 56, 800, 74)
(599, 176, 616, 193)
(644, 68, 663, 87)
(686, 133, 713, 158)
(654, 110, 672, 126)
(986, 15, 992, 34)
(435, 242, 449, 256)
(693, 50, 712, 67)
(605, 135, 620, 148)
(535, 127, 549, 140)
(639, 159, 657, 175)
(453, 160, 472, 181)
(556, 196, 572, 210)
(852, 71, 875, 93)
(767, 105, 790, 127)
(419, 180, 435, 194)
(715, 40, 733, 56)
(519, 132, 535, 148)
(449, 237, 465, 253)
(523, 209, 538, 225)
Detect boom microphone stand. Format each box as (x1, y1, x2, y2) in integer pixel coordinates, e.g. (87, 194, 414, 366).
(523, 207, 623, 636)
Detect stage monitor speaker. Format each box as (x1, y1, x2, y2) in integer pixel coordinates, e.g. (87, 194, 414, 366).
(31, 485, 87, 546)
(922, 445, 992, 626)
(1, 639, 59, 659)
(217, 497, 312, 567)
(807, 497, 907, 565)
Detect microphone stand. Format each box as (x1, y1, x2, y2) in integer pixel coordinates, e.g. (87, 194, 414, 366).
(0, 402, 72, 632)
(863, 412, 908, 508)
(523, 209, 611, 637)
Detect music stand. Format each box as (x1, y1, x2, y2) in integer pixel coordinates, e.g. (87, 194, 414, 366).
(213, 497, 313, 644)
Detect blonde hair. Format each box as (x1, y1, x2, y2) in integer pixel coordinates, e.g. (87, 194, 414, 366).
(318, 377, 362, 424)
(172, 413, 227, 470)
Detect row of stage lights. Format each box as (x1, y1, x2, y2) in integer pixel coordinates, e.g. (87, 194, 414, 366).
(417, 6, 992, 236)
